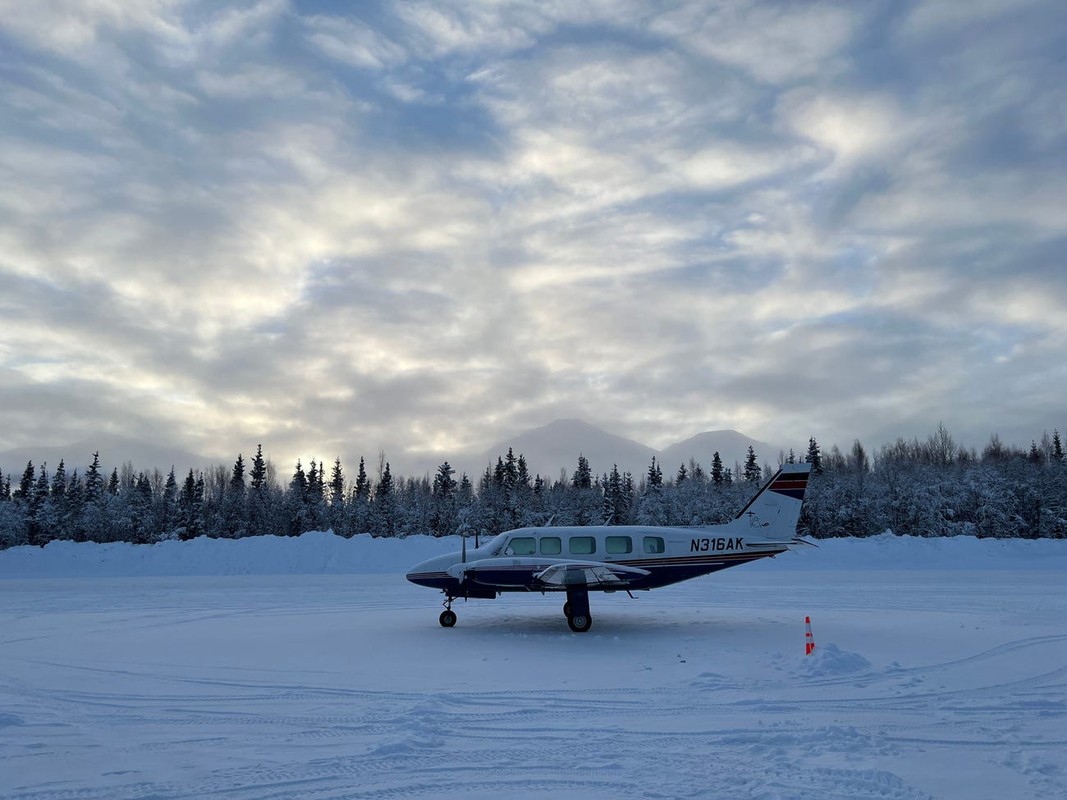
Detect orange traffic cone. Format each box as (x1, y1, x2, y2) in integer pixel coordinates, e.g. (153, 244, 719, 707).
(805, 615, 815, 655)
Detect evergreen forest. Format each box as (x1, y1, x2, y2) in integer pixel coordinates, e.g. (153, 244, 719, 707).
(1, 426, 1065, 550)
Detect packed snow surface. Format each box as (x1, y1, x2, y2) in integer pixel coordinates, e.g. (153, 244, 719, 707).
(2, 533, 1066, 799)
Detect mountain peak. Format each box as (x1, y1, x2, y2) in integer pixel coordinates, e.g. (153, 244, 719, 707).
(466, 419, 779, 481)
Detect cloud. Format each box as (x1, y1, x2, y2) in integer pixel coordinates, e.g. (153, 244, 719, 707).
(305, 15, 407, 71)
(1, 0, 1065, 476)
(650, 1, 855, 84)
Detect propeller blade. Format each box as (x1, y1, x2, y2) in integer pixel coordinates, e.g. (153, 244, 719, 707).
(462, 535, 467, 563)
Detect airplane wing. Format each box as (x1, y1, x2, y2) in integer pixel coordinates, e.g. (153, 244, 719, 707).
(533, 561, 650, 588)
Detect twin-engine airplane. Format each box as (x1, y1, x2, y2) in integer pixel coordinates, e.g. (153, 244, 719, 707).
(407, 462, 813, 632)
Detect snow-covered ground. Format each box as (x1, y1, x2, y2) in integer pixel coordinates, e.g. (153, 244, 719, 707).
(2, 534, 1066, 799)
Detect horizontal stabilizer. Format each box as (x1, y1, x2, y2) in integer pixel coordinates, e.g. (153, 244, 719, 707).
(745, 537, 819, 549)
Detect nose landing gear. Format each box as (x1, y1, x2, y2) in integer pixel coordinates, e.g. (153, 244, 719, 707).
(440, 595, 457, 627)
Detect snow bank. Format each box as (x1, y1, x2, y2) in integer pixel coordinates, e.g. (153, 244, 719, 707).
(0, 531, 459, 578)
(756, 532, 1067, 572)
(0, 531, 1064, 579)
(792, 642, 873, 677)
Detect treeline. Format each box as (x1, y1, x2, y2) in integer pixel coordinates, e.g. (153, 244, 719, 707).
(0, 426, 1065, 550)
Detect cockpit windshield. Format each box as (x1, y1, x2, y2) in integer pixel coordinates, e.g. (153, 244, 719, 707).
(483, 532, 510, 556)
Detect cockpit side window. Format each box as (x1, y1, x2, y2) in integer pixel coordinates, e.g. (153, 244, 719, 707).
(505, 537, 536, 556)
(569, 536, 596, 555)
(539, 536, 562, 555)
(643, 536, 665, 554)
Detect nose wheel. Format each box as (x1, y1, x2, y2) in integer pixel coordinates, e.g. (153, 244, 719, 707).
(439, 595, 458, 627)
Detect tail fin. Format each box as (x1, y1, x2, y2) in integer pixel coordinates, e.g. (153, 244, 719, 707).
(734, 462, 812, 540)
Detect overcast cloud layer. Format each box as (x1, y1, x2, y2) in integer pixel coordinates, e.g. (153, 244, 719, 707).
(2, 0, 1065, 473)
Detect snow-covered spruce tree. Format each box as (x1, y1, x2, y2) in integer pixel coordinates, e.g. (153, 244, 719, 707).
(571, 454, 592, 490)
(371, 461, 395, 537)
(511, 454, 538, 528)
(671, 462, 706, 525)
(220, 455, 247, 538)
(517, 454, 531, 490)
(327, 458, 348, 536)
(26, 462, 61, 545)
(50, 460, 66, 503)
(806, 437, 822, 475)
(430, 461, 458, 537)
(480, 463, 507, 533)
(28, 463, 53, 547)
(177, 469, 202, 540)
(285, 460, 310, 537)
(347, 456, 372, 535)
(61, 469, 84, 542)
(305, 460, 328, 532)
(711, 451, 724, 486)
(568, 454, 601, 525)
(636, 457, 667, 525)
(743, 446, 761, 483)
(1029, 441, 1043, 465)
(250, 445, 267, 493)
(602, 464, 627, 524)
(0, 490, 27, 548)
(246, 446, 277, 538)
(14, 461, 34, 500)
(160, 468, 178, 540)
(503, 448, 519, 489)
(129, 471, 156, 544)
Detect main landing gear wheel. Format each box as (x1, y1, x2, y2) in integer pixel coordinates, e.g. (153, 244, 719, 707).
(439, 609, 457, 627)
(567, 613, 592, 633)
(565, 588, 592, 633)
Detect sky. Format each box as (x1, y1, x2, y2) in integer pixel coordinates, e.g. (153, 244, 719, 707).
(2, 0, 1066, 475)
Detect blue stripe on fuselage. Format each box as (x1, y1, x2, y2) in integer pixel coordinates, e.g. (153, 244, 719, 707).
(458, 551, 778, 592)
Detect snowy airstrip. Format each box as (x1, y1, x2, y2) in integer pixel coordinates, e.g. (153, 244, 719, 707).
(2, 533, 1066, 799)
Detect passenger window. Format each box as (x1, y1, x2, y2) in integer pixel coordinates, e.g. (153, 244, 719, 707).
(605, 535, 633, 554)
(643, 536, 665, 554)
(506, 537, 536, 556)
(568, 536, 596, 555)
(540, 536, 562, 555)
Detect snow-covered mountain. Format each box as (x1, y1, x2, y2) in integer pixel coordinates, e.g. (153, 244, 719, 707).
(461, 419, 780, 482)
(0, 434, 212, 480)
(466, 418, 656, 481)
(659, 430, 776, 476)
(1, 422, 783, 484)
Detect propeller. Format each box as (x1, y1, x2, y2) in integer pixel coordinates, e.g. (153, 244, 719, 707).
(448, 533, 470, 582)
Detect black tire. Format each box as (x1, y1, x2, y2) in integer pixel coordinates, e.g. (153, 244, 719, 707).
(567, 613, 592, 633)
(563, 602, 571, 618)
(439, 609, 457, 627)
